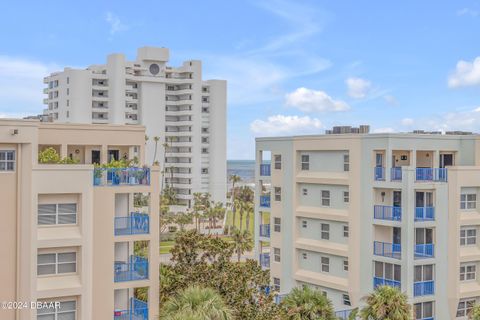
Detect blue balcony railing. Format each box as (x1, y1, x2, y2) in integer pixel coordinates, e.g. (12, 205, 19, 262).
(373, 277, 401, 289)
(373, 241, 401, 259)
(374, 205, 402, 221)
(415, 207, 435, 221)
(391, 167, 402, 181)
(374, 167, 385, 181)
(260, 164, 271, 176)
(259, 224, 271, 237)
(335, 309, 354, 320)
(259, 253, 270, 268)
(115, 213, 150, 236)
(114, 256, 149, 282)
(114, 298, 148, 320)
(414, 280, 435, 297)
(415, 244, 434, 258)
(260, 195, 271, 208)
(94, 167, 150, 186)
(416, 168, 448, 182)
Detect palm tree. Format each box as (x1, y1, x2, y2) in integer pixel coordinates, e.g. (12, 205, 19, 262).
(237, 186, 253, 231)
(469, 304, 480, 319)
(360, 285, 411, 320)
(152, 136, 160, 165)
(280, 286, 336, 320)
(244, 201, 253, 233)
(228, 174, 241, 232)
(231, 228, 253, 262)
(160, 286, 232, 320)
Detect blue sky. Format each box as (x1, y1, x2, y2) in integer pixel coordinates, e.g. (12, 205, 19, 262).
(1, 1, 480, 159)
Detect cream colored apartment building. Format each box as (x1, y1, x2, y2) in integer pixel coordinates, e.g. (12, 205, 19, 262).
(0, 119, 159, 320)
(255, 129, 480, 319)
(42, 47, 227, 208)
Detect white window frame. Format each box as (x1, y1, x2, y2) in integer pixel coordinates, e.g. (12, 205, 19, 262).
(273, 277, 280, 291)
(321, 223, 330, 240)
(460, 264, 476, 281)
(343, 191, 349, 203)
(37, 251, 77, 276)
(38, 203, 77, 226)
(460, 228, 477, 246)
(342, 294, 351, 306)
(37, 300, 76, 320)
(343, 259, 349, 271)
(274, 187, 281, 201)
(343, 225, 349, 238)
(274, 217, 281, 232)
(457, 298, 476, 317)
(461, 193, 477, 210)
(321, 190, 330, 207)
(0, 150, 15, 172)
(274, 155, 282, 170)
(301, 154, 309, 170)
(414, 301, 434, 320)
(343, 154, 350, 172)
(274, 248, 281, 262)
(321, 256, 330, 272)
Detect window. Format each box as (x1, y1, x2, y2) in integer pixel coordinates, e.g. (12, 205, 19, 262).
(414, 264, 434, 283)
(460, 228, 477, 246)
(344, 191, 349, 203)
(67, 99, 70, 107)
(66, 77, 69, 84)
(274, 218, 281, 232)
(343, 225, 349, 238)
(301, 155, 309, 170)
(38, 203, 77, 225)
(302, 252, 307, 260)
(0, 150, 15, 171)
(343, 259, 349, 271)
(461, 194, 477, 210)
(460, 264, 476, 281)
(374, 261, 401, 282)
(274, 248, 281, 262)
(37, 252, 76, 275)
(321, 190, 330, 206)
(302, 220, 307, 228)
(457, 299, 476, 317)
(202, 127, 209, 133)
(202, 107, 209, 113)
(274, 187, 281, 201)
(274, 155, 282, 170)
(37, 300, 76, 320)
(66, 111, 69, 118)
(302, 188, 308, 196)
(67, 88, 69, 95)
(414, 301, 434, 320)
(342, 294, 351, 306)
(201, 168, 208, 174)
(343, 154, 350, 172)
(321, 257, 330, 272)
(201, 137, 208, 143)
(321, 223, 330, 240)
(202, 148, 208, 154)
(273, 277, 280, 291)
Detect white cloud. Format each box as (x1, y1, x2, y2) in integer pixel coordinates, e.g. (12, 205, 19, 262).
(425, 107, 480, 131)
(457, 8, 479, 17)
(401, 118, 414, 126)
(373, 127, 396, 133)
(346, 77, 371, 99)
(0, 56, 59, 116)
(384, 94, 399, 106)
(250, 114, 322, 135)
(105, 12, 128, 35)
(285, 87, 350, 112)
(448, 57, 480, 88)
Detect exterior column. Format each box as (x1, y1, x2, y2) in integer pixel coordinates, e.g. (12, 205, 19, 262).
(60, 144, 68, 159)
(101, 145, 108, 164)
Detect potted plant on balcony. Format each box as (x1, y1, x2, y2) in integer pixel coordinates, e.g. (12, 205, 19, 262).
(93, 165, 103, 186)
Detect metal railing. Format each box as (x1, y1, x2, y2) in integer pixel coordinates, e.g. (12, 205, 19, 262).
(114, 213, 150, 236)
(259, 253, 270, 268)
(415, 207, 435, 221)
(260, 195, 271, 208)
(114, 298, 148, 320)
(114, 256, 149, 282)
(415, 244, 434, 258)
(374, 205, 402, 221)
(259, 224, 271, 238)
(274, 294, 286, 304)
(335, 309, 354, 320)
(373, 241, 401, 259)
(391, 167, 402, 181)
(374, 167, 385, 181)
(416, 168, 448, 182)
(94, 168, 150, 186)
(373, 277, 401, 289)
(260, 164, 271, 176)
(414, 280, 435, 297)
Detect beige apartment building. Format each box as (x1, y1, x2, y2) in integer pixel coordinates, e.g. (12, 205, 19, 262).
(0, 119, 159, 320)
(255, 127, 480, 319)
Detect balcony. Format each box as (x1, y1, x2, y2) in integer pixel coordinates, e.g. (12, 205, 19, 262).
(274, 294, 286, 304)
(94, 168, 150, 186)
(373, 277, 401, 289)
(114, 298, 148, 320)
(259, 224, 270, 238)
(415, 244, 434, 259)
(373, 241, 401, 259)
(374, 167, 385, 181)
(260, 195, 271, 208)
(414, 281, 435, 297)
(415, 168, 448, 182)
(259, 253, 270, 269)
(114, 256, 149, 282)
(391, 167, 402, 181)
(415, 207, 435, 221)
(374, 205, 402, 221)
(115, 213, 150, 236)
(260, 164, 271, 176)
(335, 309, 354, 320)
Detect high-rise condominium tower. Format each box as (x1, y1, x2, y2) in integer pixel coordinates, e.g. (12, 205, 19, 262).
(42, 47, 227, 207)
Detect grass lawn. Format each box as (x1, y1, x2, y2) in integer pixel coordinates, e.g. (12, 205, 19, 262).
(224, 210, 256, 235)
(159, 240, 175, 254)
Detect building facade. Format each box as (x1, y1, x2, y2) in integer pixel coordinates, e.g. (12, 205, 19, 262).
(0, 119, 159, 320)
(255, 131, 480, 319)
(42, 47, 227, 207)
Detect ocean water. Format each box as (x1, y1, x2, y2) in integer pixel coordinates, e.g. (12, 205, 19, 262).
(227, 160, 255, 183)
